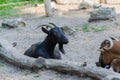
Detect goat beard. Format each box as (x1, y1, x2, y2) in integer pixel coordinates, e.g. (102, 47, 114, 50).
(59, 44, 65, 54)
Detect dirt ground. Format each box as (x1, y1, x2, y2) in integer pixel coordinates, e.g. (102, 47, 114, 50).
(0, 3, 120, 80)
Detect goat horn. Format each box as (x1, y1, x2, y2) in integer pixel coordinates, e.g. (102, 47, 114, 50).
(49, 23, 57, 27)
(36, 24, 53, 29)
(110, 36, 119, 41)
(97, 49, 104, 52)
(103, 38, 113, 50)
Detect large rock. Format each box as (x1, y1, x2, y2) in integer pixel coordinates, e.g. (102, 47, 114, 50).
(2, 18, 26, 28)
(88, 7, 116, 22)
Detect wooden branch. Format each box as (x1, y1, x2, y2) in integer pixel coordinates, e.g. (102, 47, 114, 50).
(0, 37, 120, 80)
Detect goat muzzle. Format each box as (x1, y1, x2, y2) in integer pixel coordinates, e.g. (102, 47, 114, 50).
(62, 38, 69, 44)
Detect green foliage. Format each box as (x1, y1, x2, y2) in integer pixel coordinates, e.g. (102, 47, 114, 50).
(0, 62, 4, 67)
(90, 27, 107, 32)
(82, 24, 107, 32)
(0, 0, 43, 17)
(0, 0, 43, 5)
(30, 0, 43, 4)
(0, 0, 24, 17)
(0, 9, 20, 17)
(0, 0, 25, 4)
(0, 5, 21, 17)
(82, 24, 91, 32)
(34, 74, 40, 78)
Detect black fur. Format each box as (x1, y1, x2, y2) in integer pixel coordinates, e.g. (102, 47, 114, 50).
(24, 23, 68, 59)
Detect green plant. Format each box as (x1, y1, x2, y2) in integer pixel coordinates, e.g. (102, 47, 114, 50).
(82, 24, 91, 32)
(82, 24, 107, 32)
(0, 0, 43, 17)
(30, 0, 43, 5)
(0, 9, 21, 17)
(0, 1, 23, 17)
(91, 27, 107, 32)
(0, 0, 26, 4)
(34, 74, 40, 78)
(0, 62, 4, 67)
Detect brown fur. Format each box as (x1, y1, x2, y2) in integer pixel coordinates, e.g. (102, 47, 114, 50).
(100, 41, 120, 65)
(111, 59, 120, 73)
(97, 40, 120, 72)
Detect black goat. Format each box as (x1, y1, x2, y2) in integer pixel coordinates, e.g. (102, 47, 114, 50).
(24, 23, 68, 59)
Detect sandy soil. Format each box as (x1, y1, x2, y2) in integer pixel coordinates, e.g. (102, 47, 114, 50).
(0, 3, 120, 80)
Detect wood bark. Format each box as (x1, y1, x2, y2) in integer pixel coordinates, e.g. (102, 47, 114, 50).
(0, 37, 45, 69)
(100, 0, 106, 4)
(0, 37, 120, 80)
(44, 0, 53, 17)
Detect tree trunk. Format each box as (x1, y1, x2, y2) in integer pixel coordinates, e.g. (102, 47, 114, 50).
(100, 0, 106, 3)
(44, 0, 53, 17)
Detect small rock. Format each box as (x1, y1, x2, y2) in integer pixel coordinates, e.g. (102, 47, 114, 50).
(79, 0, 93, 9)
(81, 62, 87, 67)
(12, 42, 17, 47)
(2, 18, 26, 28)
(60, 26, 75, 36)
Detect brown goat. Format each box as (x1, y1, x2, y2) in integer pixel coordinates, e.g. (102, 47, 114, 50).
(111, 59, 120, 73)
(96, 37, 120, 70)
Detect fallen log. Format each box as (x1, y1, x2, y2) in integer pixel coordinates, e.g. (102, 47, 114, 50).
(45, 59, 120, 80)
(0, 37, 120, 80)
(0, 37, 45, 69)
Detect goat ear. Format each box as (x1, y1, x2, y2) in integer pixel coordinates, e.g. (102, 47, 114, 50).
(42, 27, 48, 34)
